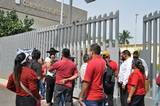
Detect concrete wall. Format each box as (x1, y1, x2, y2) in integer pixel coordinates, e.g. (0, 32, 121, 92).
(0, 0, 87, 28)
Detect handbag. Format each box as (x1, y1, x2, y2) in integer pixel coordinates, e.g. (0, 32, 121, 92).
(20, 82, 41, 106)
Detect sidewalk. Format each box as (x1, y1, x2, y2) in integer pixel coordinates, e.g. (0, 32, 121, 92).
(0, 78, 154, 106)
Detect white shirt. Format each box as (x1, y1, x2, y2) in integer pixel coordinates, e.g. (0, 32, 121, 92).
(118, 57, 133, 86)
(80, 63, 88, 81)
(140, 58, 149, 78)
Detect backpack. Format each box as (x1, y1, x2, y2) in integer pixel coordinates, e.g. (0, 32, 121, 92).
(103, 67, 115, 94)
(156, 73, 160, 86)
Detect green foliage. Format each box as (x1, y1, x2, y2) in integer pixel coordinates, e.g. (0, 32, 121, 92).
(0, 10, 34, 37)
(119, 30, 133, 44)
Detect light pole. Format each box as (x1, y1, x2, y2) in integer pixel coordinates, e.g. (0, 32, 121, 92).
(135, 13, 139, 47)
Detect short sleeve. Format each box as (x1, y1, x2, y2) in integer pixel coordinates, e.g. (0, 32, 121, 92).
(73, 65, 78, 75)
(130, 73, 139, 86)
(83, 61, 94, 82)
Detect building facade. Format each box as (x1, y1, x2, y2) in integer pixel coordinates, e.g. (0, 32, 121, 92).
(0, 0, 87, 28)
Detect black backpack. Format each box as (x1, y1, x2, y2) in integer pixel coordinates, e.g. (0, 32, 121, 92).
(103, 66, 115, 94)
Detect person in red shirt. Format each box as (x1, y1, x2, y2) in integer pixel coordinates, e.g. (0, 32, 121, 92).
(48, 48, 78, 106)
(79, 43, 106, 106)
(7, 52, 41, 106)
(101, 50, 118, 106)
(127, 59, 146, 106)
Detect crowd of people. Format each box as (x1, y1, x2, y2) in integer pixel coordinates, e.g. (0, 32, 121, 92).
(6, 43, 160, 106)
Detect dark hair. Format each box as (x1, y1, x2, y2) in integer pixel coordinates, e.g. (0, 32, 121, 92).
(32, 49, 41, 60)
(83, 54, 89, 62)
(62, 48, 70, 58)
(90, 43, 101, 55)
(14, 53, 26, 87)
(122, 50, 131, 57)
(132, 59, 145, 74)
(133, 51, 139, 59)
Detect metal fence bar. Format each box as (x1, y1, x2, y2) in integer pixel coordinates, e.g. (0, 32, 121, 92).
(87, 18, 91, 49)
(98, 15, 102, 45)
(115, 11, 119, 47)
(152, 11, 158, 98)
(109, 12, 113, 47)
(92, 16, 96, 43)
(148, 13, 152, 74)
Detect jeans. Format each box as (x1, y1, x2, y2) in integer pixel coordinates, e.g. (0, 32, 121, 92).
(84, 100, 105, 106)
(38, 80, 45, 98)
(53, 84, 73, 106)
(155, 86, 160, 106)
(16, 95, 36, 106)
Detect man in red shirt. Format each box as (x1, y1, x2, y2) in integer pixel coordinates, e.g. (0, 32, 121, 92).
(49, 48, 78, 106)
(79, 43, 106, 106)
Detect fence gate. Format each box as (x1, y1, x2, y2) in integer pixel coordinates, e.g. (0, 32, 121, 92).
(0, 11, 119, 98)
(142, 11, 160, 99)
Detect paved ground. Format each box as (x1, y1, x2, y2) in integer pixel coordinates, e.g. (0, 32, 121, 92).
(0, 78, 156, 106)
(0, 87, 155, 106)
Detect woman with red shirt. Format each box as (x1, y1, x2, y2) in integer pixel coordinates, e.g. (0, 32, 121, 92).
(127, 59, 146, 106)
(7, 52, 41, 106)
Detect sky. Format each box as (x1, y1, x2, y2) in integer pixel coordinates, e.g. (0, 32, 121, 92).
(57, 0, 160, 44)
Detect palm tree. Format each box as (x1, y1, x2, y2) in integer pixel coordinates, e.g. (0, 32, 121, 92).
(119, 30, 133, 44)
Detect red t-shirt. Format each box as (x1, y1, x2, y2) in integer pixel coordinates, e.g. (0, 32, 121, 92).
(50, 57, 78, 88)
(84, 55, 106, 100)
(7, 67, 40, 99)
(109, 60, 119, 77)
(128, 68, 146, 95)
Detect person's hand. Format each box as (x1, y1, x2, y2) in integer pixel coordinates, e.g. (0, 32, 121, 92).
(79, 98, 84, 106)
(127, 96, 131, 104)
(60, 79, 68, 84)
(122, 84, 126, 90)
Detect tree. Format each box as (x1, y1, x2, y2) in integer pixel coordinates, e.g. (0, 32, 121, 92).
(119, 30, 133, 44)
(0, 10, 34, 37)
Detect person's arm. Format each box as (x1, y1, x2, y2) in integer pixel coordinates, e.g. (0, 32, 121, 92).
(127, 86, 136, 103)
(6, 74, 16, 92)
(79, 81, 89, 105)
(48, 61, 59, 72)
(61, 66, 79, 84)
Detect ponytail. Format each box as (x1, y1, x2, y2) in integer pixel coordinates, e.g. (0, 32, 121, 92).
(13, 53, 26, 87)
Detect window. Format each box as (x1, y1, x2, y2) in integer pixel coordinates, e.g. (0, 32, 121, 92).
(15, 0, 21, 4)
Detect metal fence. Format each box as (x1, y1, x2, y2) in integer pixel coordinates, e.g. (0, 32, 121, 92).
(142, 11, 160, 98)
(0, 11, 119, 98)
